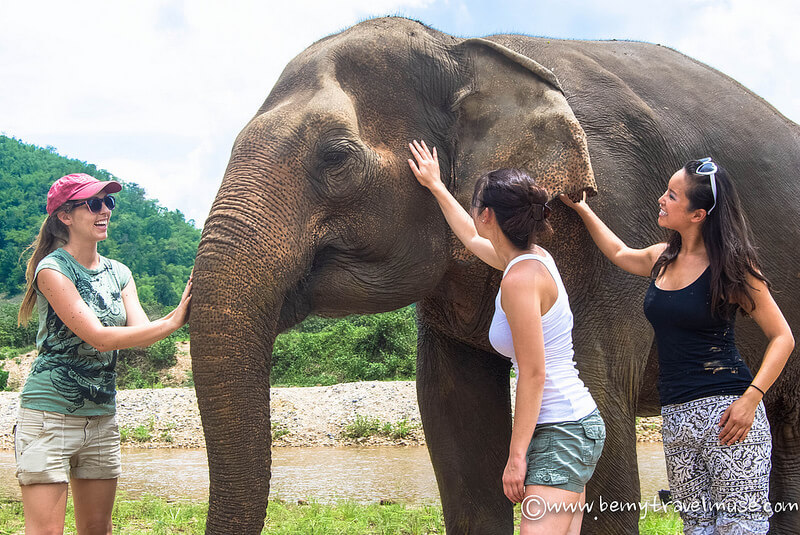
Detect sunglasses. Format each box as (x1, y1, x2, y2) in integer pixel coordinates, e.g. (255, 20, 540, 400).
(694, 157, 718, 214)
(71, 195, 116, 213)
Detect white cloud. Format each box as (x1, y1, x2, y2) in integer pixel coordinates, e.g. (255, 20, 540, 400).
(668, 0, 800, 120)
(0, 0, 431, 224)
(1, 0, 797, 226)
(548, 0, 800, 122)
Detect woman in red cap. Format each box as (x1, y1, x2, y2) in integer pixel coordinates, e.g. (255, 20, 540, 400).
(16, 173, 192, 534)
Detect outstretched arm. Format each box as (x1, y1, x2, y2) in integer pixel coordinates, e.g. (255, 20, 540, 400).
(37, 268, 192, 352)
(559, 192, 665, 277)
(408, 140, 504, 271)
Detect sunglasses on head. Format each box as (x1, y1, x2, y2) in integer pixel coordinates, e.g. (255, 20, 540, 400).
(694, 157, 718, 214)
(71, 195, 116, 213)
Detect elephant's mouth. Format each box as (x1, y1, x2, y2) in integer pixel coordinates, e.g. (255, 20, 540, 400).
(274, 244, 352, 332)
(276, 278, 314, 333)
(275, 242, 404, 332)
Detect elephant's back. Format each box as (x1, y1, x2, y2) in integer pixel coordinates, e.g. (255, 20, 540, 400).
(485, 34, 797, 130)
(483, 35, 798, 160)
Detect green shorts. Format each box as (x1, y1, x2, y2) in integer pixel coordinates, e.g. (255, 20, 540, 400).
(525, 409, 605, 493)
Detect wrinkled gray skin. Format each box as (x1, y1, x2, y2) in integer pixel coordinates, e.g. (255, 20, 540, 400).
(190, 17, 800, 534)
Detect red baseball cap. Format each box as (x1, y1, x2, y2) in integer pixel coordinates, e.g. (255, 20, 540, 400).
(46, 173, 122, 215)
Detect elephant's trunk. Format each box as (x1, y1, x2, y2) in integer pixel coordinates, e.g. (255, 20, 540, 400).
(191, 177, 301, 534)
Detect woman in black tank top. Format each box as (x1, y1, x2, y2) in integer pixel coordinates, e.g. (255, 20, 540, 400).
(560, 159, 794, 533)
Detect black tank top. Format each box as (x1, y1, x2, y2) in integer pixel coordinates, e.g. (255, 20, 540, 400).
(643, 266, 753, 406)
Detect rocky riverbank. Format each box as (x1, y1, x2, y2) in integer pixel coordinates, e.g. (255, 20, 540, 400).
(0, 344, 662, 449)
(0, 381, 663, 449)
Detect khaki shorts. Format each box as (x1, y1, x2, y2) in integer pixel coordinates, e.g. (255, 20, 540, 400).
(14, 407, 121, 485)
(525, 409, 606, 493)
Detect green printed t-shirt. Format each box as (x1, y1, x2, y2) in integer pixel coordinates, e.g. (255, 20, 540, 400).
(20, 248, 132, 416)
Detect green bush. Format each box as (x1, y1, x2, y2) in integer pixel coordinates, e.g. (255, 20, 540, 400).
(0, 368, 8, 390)
(116, 366, 162, 390)
(120, 418, 155, 443)
(343, 414, 383, 439)
(343, 415, 418, 440)
(270, 306, 417, 386)
(117, 335, 179, 389)
(0, 303, 37, 348)
(0, 346, 27, 360)
(173, 325, 190, 342)
(147, 336, 177, 367)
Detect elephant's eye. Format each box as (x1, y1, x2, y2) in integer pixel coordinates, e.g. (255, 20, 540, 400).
(311, 135, 370, 199)
(322, 149, 349, 167)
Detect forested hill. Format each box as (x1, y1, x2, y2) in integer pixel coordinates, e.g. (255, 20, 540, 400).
(0, 135, 200, 311)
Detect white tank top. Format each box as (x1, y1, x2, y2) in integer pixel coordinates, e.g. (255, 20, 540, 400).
(488, 249, 596, 423)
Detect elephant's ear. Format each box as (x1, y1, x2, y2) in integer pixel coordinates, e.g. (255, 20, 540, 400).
(451, 38, 596, 202)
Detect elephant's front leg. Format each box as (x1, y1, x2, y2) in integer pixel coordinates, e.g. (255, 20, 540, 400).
(417, 324, 515, 534)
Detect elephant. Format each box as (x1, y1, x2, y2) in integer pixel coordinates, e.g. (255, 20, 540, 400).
(190, 16, 800, 534)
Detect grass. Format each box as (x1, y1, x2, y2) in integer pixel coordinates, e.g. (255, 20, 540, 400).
(271, 422, 290, 441)
(159, 422, 176, 443)
(0, 346, 33, 361)
(0, 495, 683, 534)
(638, 508, 684, 534)
(120, 417, 156, 444)
(343, 414, 419, 440)
(0, 495, 445, 534)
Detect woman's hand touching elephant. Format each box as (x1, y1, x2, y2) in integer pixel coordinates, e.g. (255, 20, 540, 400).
(164, 272, 193, 328)
(558, 190, 588, 212)
(408, 140, 444, 192)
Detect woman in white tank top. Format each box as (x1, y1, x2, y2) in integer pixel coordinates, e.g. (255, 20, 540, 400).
(409, 140, 604, 534)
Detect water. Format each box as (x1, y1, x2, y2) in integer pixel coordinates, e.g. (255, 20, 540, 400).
(0, 443, 668, 504)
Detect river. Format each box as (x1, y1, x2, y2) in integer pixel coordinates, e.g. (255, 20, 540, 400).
(0, 443, 668, 504)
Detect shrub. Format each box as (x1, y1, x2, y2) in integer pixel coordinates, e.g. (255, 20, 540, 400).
(147, 336, 177, 367)
(343, 415, 418, 440)
(116, 365, 162, 390)
(117, 336, 178, 389)
(270, 306, 417, 386)
(388, 418, 413, 439)
(343, 414, 382, 439)
(120, 418, 155, 443)
(272, 422, 290, 440)
(0, 303, 37, 348)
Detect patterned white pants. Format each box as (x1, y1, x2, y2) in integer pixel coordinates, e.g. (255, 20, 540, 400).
(661, 395, 772, 535)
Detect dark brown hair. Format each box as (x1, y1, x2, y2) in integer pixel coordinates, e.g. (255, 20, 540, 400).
(650, 159, 769, 318)
(471, 168, 552, 249)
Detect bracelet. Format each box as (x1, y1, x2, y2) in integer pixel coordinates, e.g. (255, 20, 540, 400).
(748, 383, 767, 396)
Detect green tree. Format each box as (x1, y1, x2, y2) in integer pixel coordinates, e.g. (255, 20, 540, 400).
(271, 306, 417, 385)
(0, 135, 200, 312)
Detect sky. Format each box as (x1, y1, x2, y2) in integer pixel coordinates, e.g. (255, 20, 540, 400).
(2, 0, 798, 226)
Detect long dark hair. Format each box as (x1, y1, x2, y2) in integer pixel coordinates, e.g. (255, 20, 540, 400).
(650, 159, 768, 318)
(471, 168, 552, 249)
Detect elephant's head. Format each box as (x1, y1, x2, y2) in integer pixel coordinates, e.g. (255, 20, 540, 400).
(190, 17, 595, 533)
